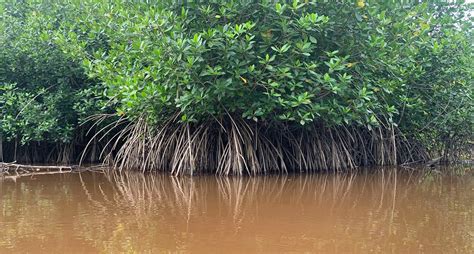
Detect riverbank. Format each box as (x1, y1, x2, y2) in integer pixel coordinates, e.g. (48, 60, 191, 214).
(1, 162, 472, 181)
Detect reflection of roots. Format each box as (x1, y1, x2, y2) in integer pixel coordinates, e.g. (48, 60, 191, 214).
(103, 116, 428, 175)
(99, 168, 417, 223)
(73, 167, 473, 248)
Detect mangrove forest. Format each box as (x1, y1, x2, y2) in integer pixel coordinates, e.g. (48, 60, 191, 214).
(1, 0, 473, 175)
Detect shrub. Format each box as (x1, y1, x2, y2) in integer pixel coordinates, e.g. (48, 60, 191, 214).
(0, 1, 107, 162)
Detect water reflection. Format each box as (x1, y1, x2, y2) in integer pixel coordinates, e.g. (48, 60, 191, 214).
(0, 167, 473, 253)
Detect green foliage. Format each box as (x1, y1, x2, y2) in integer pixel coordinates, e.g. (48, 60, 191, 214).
(0, 1, 106, 145)
(396, 2, 474, 156)
(0, 83, 71, 144)
(58, 0, 472, 155)
(61, 1, 358, 126)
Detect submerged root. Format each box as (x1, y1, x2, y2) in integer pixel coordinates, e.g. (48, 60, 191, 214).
(101, 116, 428, 175)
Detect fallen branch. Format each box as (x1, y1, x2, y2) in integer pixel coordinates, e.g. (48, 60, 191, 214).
(0, 162, 108, 181)
(1, 168, 106, 182)
(0, 162, 77, 172)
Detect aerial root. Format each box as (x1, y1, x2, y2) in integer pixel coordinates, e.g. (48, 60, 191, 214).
(103, 116, 428, 175)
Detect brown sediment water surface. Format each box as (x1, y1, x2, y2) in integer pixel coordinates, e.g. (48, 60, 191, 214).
(0, 167, 473, 253)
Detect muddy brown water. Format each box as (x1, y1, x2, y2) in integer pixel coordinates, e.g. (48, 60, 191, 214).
(0, 167, 473, 253)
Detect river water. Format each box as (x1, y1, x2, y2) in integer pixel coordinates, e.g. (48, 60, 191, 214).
(0, 167, 473, 253)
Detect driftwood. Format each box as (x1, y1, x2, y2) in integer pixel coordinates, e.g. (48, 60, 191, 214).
(1, 170, 77, 181)
(0, 162, 107, 181)
(0, 162, 77, 172)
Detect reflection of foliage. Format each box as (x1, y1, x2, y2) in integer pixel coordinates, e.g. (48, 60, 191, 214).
(416, 165, 474, 184)
(2, 170, 472, 253)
